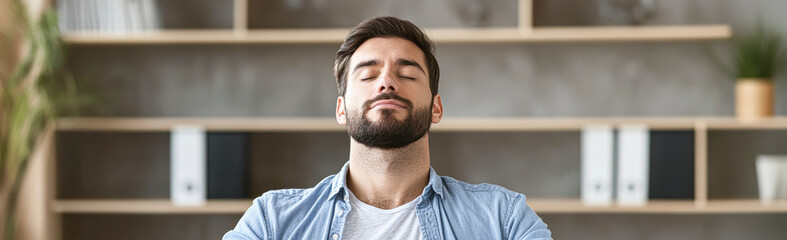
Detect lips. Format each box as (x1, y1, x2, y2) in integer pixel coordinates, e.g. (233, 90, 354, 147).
(361, 93, 414, 113)
(371, 99, 407, 109)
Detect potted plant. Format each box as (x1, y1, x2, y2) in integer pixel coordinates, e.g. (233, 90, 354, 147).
(733, 24, 782, 120)
(1, 0, 90, 239)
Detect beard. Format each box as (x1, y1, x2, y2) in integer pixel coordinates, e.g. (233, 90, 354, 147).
(346, 93, 432, 149)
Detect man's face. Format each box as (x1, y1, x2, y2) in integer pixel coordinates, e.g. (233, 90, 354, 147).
(336, 37, 442, 149)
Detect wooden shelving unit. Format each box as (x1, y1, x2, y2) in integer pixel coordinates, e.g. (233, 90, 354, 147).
(38, 0, 782, 239)
(52, 198, 787, 215)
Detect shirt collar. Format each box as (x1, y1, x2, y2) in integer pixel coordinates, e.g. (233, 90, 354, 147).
(329, 161, 444, 199)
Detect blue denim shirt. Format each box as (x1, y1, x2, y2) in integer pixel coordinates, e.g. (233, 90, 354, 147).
(223, 162, 552, 240)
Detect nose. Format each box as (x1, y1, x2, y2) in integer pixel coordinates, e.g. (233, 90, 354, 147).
(375, 68, 399, 94)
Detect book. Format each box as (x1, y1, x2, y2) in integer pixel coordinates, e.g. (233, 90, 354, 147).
(58, 0, 160, 34)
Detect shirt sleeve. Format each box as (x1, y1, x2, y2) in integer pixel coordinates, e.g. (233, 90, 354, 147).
(505, 193, 553, 240)
(223, 195, 271, 240)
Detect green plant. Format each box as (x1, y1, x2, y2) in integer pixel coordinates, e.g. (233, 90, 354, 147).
(1, 1, 88, 239)
(733, 23, 783, 79)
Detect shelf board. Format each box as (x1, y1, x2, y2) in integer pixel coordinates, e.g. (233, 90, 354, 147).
(61, 25, 731, 45)
(529, 199, 787, 214)
(56, 116, 787, 132)
(437, 25, 731, 43)
(62, 29, 348, 44)
(53, 199, 251, 214)
(434, 117, 700, 131)
(53, 199, 787, 214)
(705, 117, 787, 130)
(56, 117, 345, 132)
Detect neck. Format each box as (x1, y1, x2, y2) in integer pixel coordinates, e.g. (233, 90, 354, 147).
(346, 134, 431, 209)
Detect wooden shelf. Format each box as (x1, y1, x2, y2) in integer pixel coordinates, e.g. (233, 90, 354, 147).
(438, 25, 731, 43)
(529, 199, 787, 214)
(56, 116, 787, 132)
(53, 198, 787, 214)
(704, 117, 787, 130)
(56, 117, 345, 132)
(60, 25, 731, 45)
(435, 117, 700, 131)
(53, 199, 251, 214)
(61, 29, 347, 44)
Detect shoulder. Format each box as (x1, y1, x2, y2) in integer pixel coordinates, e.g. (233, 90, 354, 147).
(225, 175, 338, 239)
(250, 174, 337, 230)
(440, 175, 524, 202)
(438, 176, 527, 220)
(438, 176, 530, 229)
(438, 176, 551, 239)
(254, 174, 336, 210)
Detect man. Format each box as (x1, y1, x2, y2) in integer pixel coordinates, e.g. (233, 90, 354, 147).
(224, 16, 552, 240)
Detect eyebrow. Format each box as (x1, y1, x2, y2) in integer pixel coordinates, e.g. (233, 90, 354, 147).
(352, 59, 380, 74)
(351, 58, 426, 75)
(396, 58, 426, 74)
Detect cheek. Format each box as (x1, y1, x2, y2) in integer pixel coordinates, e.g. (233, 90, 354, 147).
(346, 77, 375, 90)
(342, 94, 366, 112)
(406, 90, 433, 108)
(344, 83, 370, 102)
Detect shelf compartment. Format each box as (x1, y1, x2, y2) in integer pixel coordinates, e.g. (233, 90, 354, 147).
(53, 199, 787, 214)
(57, 132, 171, 199)
(707, 130, 787, 200)
(61, 25, 731, 45)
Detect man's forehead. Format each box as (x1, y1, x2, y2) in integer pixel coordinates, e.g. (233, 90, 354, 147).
(349, 37, 426, 68)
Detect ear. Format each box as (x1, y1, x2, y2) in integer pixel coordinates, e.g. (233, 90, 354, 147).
(336, 96, 347, 125)
(431, 94, 443, 124)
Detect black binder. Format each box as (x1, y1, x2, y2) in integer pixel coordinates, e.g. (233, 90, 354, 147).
(207, 132, 249, 199)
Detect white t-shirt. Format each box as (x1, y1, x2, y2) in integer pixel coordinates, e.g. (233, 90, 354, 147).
(342, 190, 424, 240)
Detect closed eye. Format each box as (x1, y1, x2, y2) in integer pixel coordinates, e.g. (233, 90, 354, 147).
(361, 76, 377, 81)
(399, 76, 415, 80)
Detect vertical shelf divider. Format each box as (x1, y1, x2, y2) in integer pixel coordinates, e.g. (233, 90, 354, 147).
(518, 0, 533, 33)
(16, 126, 59, 240)
(48, 127, 61, 240)
(694, 120, 708, 208)
(233, 0, 248, 35)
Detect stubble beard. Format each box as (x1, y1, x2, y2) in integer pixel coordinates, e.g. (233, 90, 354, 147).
(346, 93, 432, 149)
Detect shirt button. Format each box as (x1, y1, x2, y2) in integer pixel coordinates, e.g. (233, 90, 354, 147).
(332, 234, 339, 240)
(337, 210, 344, 216)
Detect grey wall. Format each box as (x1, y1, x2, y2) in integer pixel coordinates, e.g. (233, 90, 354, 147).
(68, 1, 787, 117)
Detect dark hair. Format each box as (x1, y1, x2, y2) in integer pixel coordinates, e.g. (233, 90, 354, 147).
(333, 16, 439, 97)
